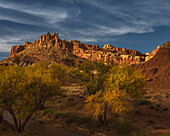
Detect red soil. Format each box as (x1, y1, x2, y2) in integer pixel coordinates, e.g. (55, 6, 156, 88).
(138, 47, 170, 89)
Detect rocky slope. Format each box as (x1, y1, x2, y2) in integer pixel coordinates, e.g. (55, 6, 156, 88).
(138, 44, 170, 89)
(1, 32, 146, 66)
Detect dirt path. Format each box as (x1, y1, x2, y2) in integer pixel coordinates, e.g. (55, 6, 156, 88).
(3, 112, 83, 136)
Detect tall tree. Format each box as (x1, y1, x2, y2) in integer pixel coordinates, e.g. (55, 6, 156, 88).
(0, 65, 9, 123)
(49, 63, 68, 84)
(72, 60, 110, 125)
(72, 60, 110, 95)
(85, 65, 146, 125)
(0, 63, 61, 132)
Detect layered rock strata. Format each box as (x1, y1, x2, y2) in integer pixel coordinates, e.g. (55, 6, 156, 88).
(2, 32, 147, 66)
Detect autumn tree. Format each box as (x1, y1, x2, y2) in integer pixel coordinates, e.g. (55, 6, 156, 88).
(85, 65, 146, 125)
(31, 62, 67, 109)
(71, 60, 110, 125)
(72, 60, 110, 95)
(0, 63, 61, 133)
(0, 65, 8, 123)
(49, 63, 68, 84)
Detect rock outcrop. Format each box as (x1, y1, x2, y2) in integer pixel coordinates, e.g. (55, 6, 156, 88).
(1, 32, 146, 66)
(11, 45, 26, 56)
(145, 42, 170, 62)
(1, 33, 169, 90)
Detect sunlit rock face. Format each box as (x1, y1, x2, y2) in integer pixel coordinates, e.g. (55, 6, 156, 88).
(145, 42, 170, 62)
(138, 47, 170, 89)
(3, 32, 147, 66)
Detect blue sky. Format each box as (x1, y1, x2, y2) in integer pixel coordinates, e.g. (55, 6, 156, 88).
(0, 0, 170, 53)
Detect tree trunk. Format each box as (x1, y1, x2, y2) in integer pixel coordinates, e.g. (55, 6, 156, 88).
(103, 103, 107, 126)
(8, 100, 42, 133)
(21, 113, 33, 133)
(98, 115, 104, 125)
(0, 110, 3, 123)
(39, 101, 45, 110)
(8, 109, 20, 132)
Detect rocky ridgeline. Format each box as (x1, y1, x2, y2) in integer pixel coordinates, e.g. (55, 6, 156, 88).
(0, 32, 153, 66)
(145, 42, 170, 62)
(138, 46, 170, 89)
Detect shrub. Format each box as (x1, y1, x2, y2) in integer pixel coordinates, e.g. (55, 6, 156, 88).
(107, 119, 144, 136)
(75, 116, 92, 125)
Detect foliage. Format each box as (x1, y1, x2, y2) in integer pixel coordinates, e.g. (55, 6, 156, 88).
(72, 60, 110, 95)
(104, 89, 132, 115)
(106, 118, 145, 136)
(43, 108, 92, 125)
(107, 65, 146, 98)
(85, 65, 146, 125)
(0, 63, 61, 132)
(75, 116, 92, 125)
(85, 91, 105, 117)
(0, 65, 8, 122)
(49, 63, 68, 84)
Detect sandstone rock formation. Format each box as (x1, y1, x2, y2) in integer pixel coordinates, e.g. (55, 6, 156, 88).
(138, 46, 170, 89)
(1, 33, 169, 90)
(145, 42, 170, 62)
(103, 44, 115, 49)
(1, 32, 146, 66)
(11, 45, 26, 56)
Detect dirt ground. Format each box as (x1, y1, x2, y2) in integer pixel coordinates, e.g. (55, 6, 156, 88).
(127, 88, 170, 135)
(33, 84, 170, 136)
(1, 84, 170, 136)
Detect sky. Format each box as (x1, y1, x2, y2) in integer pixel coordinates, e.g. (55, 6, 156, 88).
(0, 0, 170, 53)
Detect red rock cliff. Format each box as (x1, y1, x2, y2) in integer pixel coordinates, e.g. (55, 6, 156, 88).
(8, 32, 146, 66)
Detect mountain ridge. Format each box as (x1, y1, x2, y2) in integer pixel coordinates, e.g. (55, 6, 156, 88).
(0, 32, 170, 89)
(0, 32, 147, 66)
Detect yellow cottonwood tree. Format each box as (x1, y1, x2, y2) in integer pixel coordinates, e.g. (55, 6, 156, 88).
(0, 63, 61, 133)
(85, 65, 146, 125)
(0, 65, 8, 123)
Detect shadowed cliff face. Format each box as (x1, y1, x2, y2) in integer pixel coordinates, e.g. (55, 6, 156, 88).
(1, 32, 147, 66)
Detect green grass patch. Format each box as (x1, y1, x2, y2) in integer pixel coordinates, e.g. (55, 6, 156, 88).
(51, 111, 63, 120)
(61, 111, 74, 118)
(43, 108, 63, 120)
(106, 118, 145, 136)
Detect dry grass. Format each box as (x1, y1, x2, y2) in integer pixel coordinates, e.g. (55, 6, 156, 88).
(33, 85, 170, 136)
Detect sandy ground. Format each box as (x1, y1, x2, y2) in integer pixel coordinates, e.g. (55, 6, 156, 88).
(3, 112, 84, 136)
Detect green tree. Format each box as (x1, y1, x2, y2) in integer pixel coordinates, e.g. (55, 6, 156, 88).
(85, 65, 146, 125)
(0, 65, 8, 123)
(72, 60, 110, 125)
(49, 63, 68, 84)
(0, 64, 61, 133)
(72, 60, 110, 95)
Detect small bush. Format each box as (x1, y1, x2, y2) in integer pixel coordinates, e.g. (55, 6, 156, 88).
(61, 111, 80, 124)
(51, 112, 63, 120)
(75, 116, 92, 125)
(107, 119, 144, 136)
(43, 108, 54, 117)
(139, 100, 152, 105)
(65, 114, 78, 124)
(62, 111, 73, 118)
